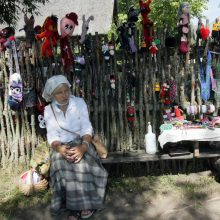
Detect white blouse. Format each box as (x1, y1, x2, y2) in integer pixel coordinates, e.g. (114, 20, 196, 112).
(44, 95, 93, 145)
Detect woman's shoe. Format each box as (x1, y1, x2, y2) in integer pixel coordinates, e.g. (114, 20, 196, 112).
(81, 210, 95, 219)
(68, 211, 80, 220)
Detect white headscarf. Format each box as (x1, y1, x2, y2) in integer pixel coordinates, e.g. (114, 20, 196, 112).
(42, 75, 71, 102)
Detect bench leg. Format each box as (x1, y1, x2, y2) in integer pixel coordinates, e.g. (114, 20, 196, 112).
(193, 142, 199, 157)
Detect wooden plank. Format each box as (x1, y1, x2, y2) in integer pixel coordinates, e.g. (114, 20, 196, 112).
(101, 150, 220, 164)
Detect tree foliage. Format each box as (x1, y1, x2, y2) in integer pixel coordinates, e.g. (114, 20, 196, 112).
(117, 0, 208, 29)
(0, 0, 48, 26)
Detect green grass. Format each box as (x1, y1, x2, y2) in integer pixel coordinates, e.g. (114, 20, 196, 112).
(1, 167, 220, 219)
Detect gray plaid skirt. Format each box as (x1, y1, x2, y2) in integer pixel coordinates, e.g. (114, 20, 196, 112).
(50, 137, 108, 215)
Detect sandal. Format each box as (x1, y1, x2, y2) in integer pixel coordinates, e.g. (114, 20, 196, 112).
(68, 211, 80, 220)
(81, 210, 95, 219)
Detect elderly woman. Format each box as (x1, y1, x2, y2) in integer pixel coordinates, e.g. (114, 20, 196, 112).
(42, 75, 108, 220)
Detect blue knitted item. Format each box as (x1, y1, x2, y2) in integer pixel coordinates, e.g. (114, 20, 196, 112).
(199, 51, 211, 101)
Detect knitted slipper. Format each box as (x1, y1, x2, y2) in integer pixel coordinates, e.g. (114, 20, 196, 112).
(81, 210, 95, 219)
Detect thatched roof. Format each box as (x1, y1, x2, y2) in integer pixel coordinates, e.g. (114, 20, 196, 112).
(1, 0, 115, 37)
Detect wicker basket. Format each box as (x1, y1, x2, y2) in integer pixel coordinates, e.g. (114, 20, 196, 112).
(19, 169, 48, 196)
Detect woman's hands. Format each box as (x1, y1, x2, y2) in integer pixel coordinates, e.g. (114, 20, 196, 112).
(64, 143, 87, 163)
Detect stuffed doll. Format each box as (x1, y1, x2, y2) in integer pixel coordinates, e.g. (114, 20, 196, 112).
(108, 41, 115, 56)
(0, 29, 7, 52)
(60, 12, 78, 72)
(8, 73, 23, 110)
(127, 104, 136, 122)
(19, 9, 35, 48)
(1, 27, 16, 49)
(173, 104, 184, 120)
(149, 41, 158, 61)
(212, 18, 220, 40)
(116, 23, 129, 50)
(79, 15, 94, 44)
(177, 2, 190, 54)
(110, 75, 116, 90)
(36, 15, 59, 57)
(139, 0, 153, 48)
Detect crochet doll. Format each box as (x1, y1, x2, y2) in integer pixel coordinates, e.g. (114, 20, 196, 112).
(177, 2, 190, 54)
(19, 9, 35, 48)
(60, 12, 78, 72)
(149, 41, 158, 61)
(139, 0, 153, 48)
(79, 15, 94, 44)
(36, 15, 59, 57)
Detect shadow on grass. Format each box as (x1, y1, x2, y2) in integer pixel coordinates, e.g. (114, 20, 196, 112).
(0, 158, 219, 220)
(0, 187, 51, 220)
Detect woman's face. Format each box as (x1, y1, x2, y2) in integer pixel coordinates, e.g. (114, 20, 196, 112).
(52, 84, 70, 105)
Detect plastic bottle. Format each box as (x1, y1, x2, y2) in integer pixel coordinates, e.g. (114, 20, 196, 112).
(145, 122, 157, 154)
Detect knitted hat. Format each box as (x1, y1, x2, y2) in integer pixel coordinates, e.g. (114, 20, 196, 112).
(66, 12, 78, 25)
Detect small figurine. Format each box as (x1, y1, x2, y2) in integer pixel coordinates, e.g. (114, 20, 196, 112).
(173, 104, 184, 120)
(110, 75, 116, 90)
(149, 41, 158, 61)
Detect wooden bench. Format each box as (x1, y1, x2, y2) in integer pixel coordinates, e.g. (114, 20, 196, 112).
(101, 148, 220, 164)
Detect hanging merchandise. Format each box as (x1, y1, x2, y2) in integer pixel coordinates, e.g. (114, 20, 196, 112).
(200, 24, 210, 41)
(36, 15, 59, 58)
(8, 39, 23, 110)
(168, 77, 177, 102)
(212, 18, 220, 42)
(127, 103, 136, 122)
(108, 41, 115, 56)
(155, 82, 160, 92)
(8, 73, 23, 110)
(79, 15, 94, 44)
(149, 41, 158, 61)
(173, 103, 184, 120)
(139, 0, 153, 48)
(177, 2, 190, 54)
(60, 12, 78, 72)
(145, 122, 157, 154)
(1, 27, 16, 50)
(179, 35, 189, 54)
(102, 43, 110, 61)
(198, 51, 211, 102)
(79, 15, 94, 53)
(19, 9, 35, 48)
(110, 75, 116, 90)
(210, 68, 217, 92)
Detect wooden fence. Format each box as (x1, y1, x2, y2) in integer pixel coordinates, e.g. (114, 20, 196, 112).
(0, 29, 220, 168)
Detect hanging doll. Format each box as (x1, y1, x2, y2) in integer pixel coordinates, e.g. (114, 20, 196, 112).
(139, 0, 153, 48)
(149, 41, 158, 61)
(60, 12, 78, 72)
(1, 27, 16, 50)
(8, 73, 23, 110)
(0, 29, 7, 52)
(110, 75, 116, 90)
(212, 17, 220, 43)
(177, 2, 190, 54)
(19, 9, 35, 48)
(79, 15, 94, 52)
(36, 15, 59, 57)
(127, 102, 136, 123)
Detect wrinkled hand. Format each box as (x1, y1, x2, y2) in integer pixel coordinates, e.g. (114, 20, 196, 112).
(65, 144, 87, 163)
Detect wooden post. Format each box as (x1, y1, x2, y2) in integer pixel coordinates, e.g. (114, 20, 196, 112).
(193, 141, 200, 157)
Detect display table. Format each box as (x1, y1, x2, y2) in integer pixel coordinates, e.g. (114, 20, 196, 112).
(158, 128, 220, 157)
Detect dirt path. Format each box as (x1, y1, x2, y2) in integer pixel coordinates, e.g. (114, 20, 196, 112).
(10, 171, 220, 220)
